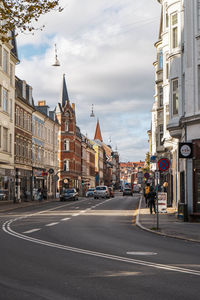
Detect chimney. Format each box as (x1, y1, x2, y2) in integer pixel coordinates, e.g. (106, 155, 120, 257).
(38, 100, 46, 106)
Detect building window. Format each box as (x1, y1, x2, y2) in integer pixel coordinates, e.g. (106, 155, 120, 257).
(3, 88, 8, 113)
(158, 86, 163, 107)
(198, 0, 200, 32)
(3, 49, 8, 73)
(9, 134, 12, 153)
(3, 127, 8, 152)
(22, 81, 26, 99)
(10, 63, 14, 86)
(64, 160, 69, 171)
(65, 121, 69, 132)
(172, 13, 178, 49)
(159, 50, 163, 69)
(29, 87, 32, 103)
(20, 109, 23, 127)
(172, 79, 179, 115)
(166, 63, 169, 80)
(64, 139, 70, 151)
(165, 9, 169, 28)
(159, 125, 164, 146)
(10, 99, 12, 120)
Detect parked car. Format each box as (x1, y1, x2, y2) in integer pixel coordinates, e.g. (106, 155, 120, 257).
(108, 187, 114, 198)
(133, 185, 140, 193)
(123, 187, 133, 196)
(60, 188, 78, 201)
(94, 186, 110, 199)
(86, 188, 95, 198)
(0, 190, 7, 201)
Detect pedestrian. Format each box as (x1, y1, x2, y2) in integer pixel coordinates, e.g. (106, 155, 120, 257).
(144, 184, 150, 207)
(147, 186, 156, 214)
(38, 188, 43, 202)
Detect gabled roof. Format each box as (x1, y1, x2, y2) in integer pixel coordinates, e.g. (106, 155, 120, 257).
(60, 74, 69, 107)
(94, 119, 103, 142)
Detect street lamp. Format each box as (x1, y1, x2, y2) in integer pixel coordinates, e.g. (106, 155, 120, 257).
(52, 44, 60, 67)
(90, 104, 95, 117)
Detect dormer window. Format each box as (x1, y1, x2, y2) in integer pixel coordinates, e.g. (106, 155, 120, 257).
(29, 87, 32, 103)
(22, 81, 26, 99)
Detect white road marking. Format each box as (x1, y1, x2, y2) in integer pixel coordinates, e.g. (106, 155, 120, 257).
(23, 228, 41, 234)
(45, 222, 59, 227)
(72, 213, 80, 217)
(61, 218, 71, 221)
(2, 219, 200, 277)
(127, 252, 157, 256)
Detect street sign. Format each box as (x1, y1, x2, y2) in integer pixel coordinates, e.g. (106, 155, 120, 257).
(54, 175, 59, 181)
(144, 172, 150, 179)
(150, 155, 157, 163)
(48, 168, 54, 174)
(179, 143, 193, 159)
(155, 171, 160, 180)
(158, 158, 170, 172)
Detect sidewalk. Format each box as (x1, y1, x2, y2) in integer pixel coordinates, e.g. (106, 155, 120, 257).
(136, 195, 200, 243)
(0, 198, 58, 213)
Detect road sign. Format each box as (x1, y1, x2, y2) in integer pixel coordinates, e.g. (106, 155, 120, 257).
(144, 172, 150, 179)
(158, 158, 170, 172)
(155, 171, 160, 180)
(150, 155, 157, 163)
(48, 168, 54, 174)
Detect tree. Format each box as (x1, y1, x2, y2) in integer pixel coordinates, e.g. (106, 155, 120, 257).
(0, 0, 63, 42)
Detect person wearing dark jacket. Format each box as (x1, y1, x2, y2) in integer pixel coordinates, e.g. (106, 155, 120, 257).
(147, 186, 156, 214)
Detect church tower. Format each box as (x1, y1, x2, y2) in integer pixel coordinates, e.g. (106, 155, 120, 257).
(56, 74, 82, 191)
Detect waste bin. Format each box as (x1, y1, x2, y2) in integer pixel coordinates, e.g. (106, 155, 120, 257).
(178, 203, 188, 222)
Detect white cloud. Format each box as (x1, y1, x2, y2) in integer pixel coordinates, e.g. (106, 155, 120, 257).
(16, 0, 161, 161)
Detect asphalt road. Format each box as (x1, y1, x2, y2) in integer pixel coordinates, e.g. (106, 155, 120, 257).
(0, 193, 200, 300)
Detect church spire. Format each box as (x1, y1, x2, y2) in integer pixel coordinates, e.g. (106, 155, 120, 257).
(94, 118, 103, 142)
(60, 74, 69, 107)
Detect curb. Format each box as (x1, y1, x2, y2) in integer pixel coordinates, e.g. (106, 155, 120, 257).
(0, 199, 59, 213)
(136, 195, 200, 244)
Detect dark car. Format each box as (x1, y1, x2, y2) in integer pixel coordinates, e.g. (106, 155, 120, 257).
(108, 187, 114, 198)
(60, 188, 78, 201)
(86, 188, 95, 198)
(123, 187, 132, 196)
(0, 190, 7, 201)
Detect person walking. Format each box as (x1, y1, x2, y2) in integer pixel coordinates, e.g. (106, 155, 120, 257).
(144, 184, 150, 207)
(147, 186, 156, 214)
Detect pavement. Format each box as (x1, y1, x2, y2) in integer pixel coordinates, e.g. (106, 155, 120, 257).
(0, 198, 59, 213)
(136, 195, 200, 243)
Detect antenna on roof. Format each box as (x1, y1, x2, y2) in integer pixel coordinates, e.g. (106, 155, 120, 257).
(52, 44, 60, 67)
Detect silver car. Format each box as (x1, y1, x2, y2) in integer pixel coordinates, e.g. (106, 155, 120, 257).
(94, 186, 110, 199)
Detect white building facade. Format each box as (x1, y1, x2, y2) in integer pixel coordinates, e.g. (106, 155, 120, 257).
(151, 0, 200, 216)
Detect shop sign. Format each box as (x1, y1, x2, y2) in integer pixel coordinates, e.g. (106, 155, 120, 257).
(33, 169, 43, 177)
(158, 192, 167, 213)
(179, 143, 193, 159)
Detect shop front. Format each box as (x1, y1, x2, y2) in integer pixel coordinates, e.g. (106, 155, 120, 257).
(15, 168, 32, 202)
(0, 168, 15, 202)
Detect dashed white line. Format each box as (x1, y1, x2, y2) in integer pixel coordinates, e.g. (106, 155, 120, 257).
(45, 222, 59, 227)
(72, 213, 80, 217)
(23, 228, 41, 234)
(61, 218, 71, 221)
(126, 252, 158, 256)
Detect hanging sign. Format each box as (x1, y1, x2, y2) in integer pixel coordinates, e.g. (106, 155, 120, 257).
(179, 143, 193, 159)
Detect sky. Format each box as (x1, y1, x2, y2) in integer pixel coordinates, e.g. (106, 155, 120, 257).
(16, 0, 161, 162)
